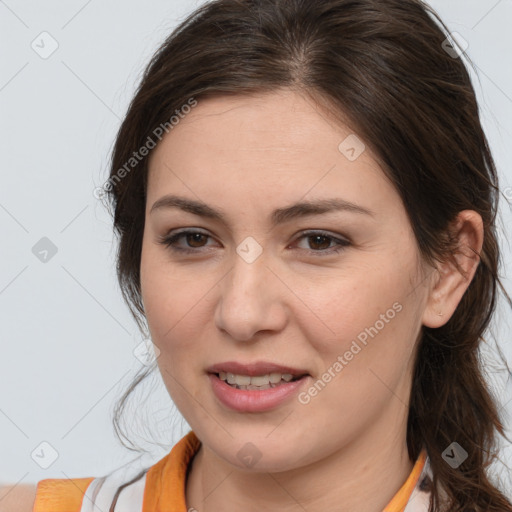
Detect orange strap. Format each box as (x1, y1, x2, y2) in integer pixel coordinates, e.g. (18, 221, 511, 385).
(143, 431, 201, 512)
(383, 449, 427, 512)
(32, 477, 94, 512)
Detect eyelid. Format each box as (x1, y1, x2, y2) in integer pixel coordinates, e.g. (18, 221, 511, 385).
(295, 229, 351, 244)
(158, 228, 351, 256)
(157, 228, 216, 250)
(293, 230, 351, 255)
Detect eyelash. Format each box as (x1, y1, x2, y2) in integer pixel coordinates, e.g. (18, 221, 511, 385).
(157, 229, 350, 256)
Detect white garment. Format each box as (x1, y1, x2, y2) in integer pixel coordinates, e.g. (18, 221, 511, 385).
(404, 455, 434, 512)
(79, 456, 150, 512)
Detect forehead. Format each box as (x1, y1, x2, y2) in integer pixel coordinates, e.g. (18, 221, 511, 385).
(145, 90, 399, 219)
(151, 90, 364, 157)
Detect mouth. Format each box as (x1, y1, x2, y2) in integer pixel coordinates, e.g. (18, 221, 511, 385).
(207, 365, 310, 412)
(206, 361, 310, 390)
(206, 361, 310, 412)
(211, 371, 306, 390)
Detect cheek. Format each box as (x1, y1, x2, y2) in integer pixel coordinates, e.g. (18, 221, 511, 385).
(303, 275, 420, 417)
(302, 260, 413, 351)
(300, 256, 421, 403)
(140, 258, 208, 405)
(140, 242, 221, 383)
(140, 244, 187, 352)
(142, 273, 207, 348)
(141, 240, 197, 337)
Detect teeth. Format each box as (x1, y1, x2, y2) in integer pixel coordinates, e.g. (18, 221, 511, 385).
(250, 374, 270, 386)
(269, 373, 282, 384)
(235, 374, 251, 386)
(218, 372, 298, 387)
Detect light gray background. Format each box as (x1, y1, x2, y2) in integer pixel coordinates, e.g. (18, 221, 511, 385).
(1, 0, 511, 495)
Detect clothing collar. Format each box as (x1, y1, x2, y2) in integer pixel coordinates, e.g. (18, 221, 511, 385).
(144, 431, 432, 512)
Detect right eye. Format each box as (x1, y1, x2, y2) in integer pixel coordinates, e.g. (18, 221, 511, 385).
(158, 229, 216, 254)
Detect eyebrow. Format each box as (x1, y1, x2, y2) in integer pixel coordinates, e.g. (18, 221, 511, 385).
(149, 194, 375, 226)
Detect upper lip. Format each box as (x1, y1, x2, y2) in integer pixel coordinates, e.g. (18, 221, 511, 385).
(207, 361, 309, 377)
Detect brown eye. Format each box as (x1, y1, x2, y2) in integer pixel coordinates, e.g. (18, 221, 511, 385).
(184, 232, 209, 248)
(294, 230, 351, 256)
(306, 234, 332, 251)
(158, 230, 214, 253)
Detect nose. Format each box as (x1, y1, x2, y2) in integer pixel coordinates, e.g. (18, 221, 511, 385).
(214, 251, 288, 342)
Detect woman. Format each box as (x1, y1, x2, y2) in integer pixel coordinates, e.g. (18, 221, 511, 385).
(5, 0, 511, 510)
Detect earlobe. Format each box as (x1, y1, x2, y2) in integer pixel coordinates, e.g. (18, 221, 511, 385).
(422, 210, 484, 328)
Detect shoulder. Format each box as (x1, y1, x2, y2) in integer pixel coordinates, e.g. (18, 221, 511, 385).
(0, 432, 199, 512)
(0, 477, 95, 512)
(0, 483, 37, 512)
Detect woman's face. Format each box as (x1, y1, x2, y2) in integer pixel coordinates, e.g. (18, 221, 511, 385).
(140, 90, 434, 471)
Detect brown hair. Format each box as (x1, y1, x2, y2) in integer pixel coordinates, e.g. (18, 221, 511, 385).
(102, 0, 512, 510)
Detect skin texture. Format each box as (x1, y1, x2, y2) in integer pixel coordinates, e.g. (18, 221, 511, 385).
(140, 89, 483, 512)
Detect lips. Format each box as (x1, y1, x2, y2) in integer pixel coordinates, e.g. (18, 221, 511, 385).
(206, 361, 311, 412)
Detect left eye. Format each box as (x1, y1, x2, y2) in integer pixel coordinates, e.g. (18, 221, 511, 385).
(158, 229, 350, 256)
(294, 231, 351, 254)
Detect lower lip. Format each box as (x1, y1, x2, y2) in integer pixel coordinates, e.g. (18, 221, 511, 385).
(208, 373, 308, 412)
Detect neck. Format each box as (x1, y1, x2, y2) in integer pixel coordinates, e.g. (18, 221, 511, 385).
(185, 412, 415, 512)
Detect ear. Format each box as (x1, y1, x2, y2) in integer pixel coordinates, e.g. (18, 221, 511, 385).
(422, 210, 484, 328)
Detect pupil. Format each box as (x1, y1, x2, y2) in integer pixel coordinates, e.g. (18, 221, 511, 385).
(310, 235, 329, 250)
(188, 233, 206, 247)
